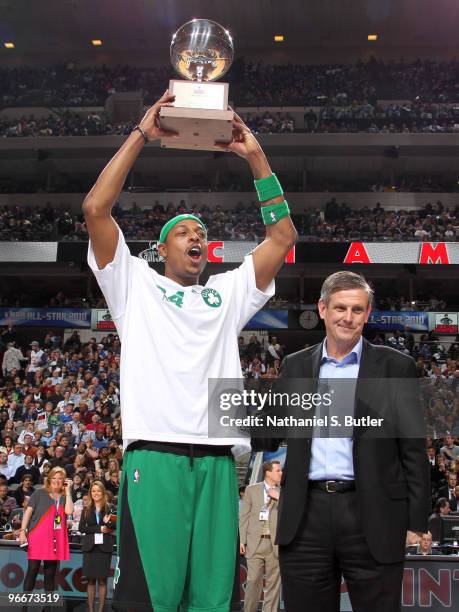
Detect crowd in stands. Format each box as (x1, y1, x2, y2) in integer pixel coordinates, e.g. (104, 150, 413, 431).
(0, 112, 135, 138)
(306, 199, 459, 242)
(2, 176, 459, 195)
(376, 295, 447, 312)
(244, 102, 459, 134)
(3, 103, 459, 138)
(0, 330, 122, 537)
(0, 289, 453, 313)
(2, 59, 459, 137)
(2, 59, 459, 109)
(0, 64, 171, 108)
(1, 200, 458, 243)
(0, 201, 265, 242)
(238, 58, 459, 107)
(318, 101, 459, 134)
(243, 112, 295, 134)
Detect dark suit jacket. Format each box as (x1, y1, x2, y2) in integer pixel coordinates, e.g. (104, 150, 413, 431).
(12, 465, 40, 485)
(252, 339, 430, 564)
(437, 486, 457, 511)
(78, 508, 116, 553)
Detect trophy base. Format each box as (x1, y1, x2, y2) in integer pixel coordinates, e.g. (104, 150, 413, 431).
(159, 107, 234, 151)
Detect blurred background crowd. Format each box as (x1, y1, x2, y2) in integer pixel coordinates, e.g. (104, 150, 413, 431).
(0, 200, 458, 242)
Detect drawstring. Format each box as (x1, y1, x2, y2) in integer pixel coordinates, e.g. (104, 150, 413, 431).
(189, 444, 194, 469)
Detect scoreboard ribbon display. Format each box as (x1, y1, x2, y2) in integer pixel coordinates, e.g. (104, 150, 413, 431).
(1, 241, 459, 264)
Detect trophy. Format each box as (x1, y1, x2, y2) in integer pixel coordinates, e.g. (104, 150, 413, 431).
(159, 19, 234, 151)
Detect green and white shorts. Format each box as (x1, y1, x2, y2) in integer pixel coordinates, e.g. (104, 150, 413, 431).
(112, 441, 239, 612)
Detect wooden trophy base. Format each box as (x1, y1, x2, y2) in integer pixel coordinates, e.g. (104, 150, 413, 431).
(159, 79, 233, 151)
(159, 107, 233, 150)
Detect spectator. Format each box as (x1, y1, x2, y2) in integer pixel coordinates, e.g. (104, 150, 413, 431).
(50, 446, 67, 470)
(104, 458, 120, 482)
(18, 424, 36, 445)
(440, 434, 459, 465)
(78, 480, 116, 612)
(71, 472, 88, 503)
(27, 341, 46, 383)
(104, 471, 119, 498)
(0, 435, 15, 455)
(93, 429, 107, 450)
(13, 474, 35, 506)
(438, 473, 458, 511)
(0, 482, 17, 525)
(428, 497, 451, 541)
(7, 442, 25, 473)
(33, 445, 47, 472)
(407, 531, 438, 556)
(2, 342, 25, 376)
(12, 453, 40, 485)
(0, 452, 14, 480)
(19, 468, 73, 601)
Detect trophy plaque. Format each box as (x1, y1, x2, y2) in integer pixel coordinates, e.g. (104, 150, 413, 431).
(160, 19, 234, 151)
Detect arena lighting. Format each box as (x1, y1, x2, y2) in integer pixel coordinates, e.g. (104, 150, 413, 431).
(91, 39, 103, 46)
(274, 35, 284, 42)
(3, 42, 14, 48)
(367, 34, 378, 41)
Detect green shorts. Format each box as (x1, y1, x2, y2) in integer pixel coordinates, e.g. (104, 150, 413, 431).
(112, 442, 239, 612)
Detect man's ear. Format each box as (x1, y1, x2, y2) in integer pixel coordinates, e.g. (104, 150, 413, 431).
(158, 243, 167, 259)
(364, 304, 372, 323)
(318, 299, 326, 320)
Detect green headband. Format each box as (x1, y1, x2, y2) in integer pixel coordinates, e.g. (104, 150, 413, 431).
(159, 214, 207, 244)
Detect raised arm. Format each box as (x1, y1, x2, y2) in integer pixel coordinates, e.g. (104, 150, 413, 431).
(82, 91, 176, 269)
(218, 112, 298, 291)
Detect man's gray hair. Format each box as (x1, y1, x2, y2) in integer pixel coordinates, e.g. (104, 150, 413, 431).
(320, 271, 374, 306)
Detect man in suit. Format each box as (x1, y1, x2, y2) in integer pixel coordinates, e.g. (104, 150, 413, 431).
(11, 453, 40, 485)
(427, 446, 443, 485)
(406, 531, 441, 556)
(438, 472, 457, 511)
(252, 271, 430, 612)
(239, 460, 282, 612)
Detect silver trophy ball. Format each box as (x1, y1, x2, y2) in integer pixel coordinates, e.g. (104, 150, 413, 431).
(170, 19, 234, 83)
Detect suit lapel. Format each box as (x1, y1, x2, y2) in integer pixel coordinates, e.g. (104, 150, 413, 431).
(294, 344, 323, 469)
(353, 339, 384, 441)
(357, 339, 382, 379)
(253, 482, 264, 515)
(303, 343, 322, 380)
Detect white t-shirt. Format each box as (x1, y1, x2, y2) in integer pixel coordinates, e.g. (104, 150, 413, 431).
(88, 230, 274, 456)
(29, 349, 44, 372)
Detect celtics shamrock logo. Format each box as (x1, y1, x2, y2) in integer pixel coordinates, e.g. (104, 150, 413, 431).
(201, 288, 222, 308)
(113, 556, 121, 586)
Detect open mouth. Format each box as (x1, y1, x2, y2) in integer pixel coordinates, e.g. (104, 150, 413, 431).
(187, 245, 202, 263)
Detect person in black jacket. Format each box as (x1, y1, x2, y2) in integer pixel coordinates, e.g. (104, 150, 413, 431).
(12, 453, 40, 485)
(13, 474, 35, 507)
(437, 472, 458, 511)
(78, 480, 116, 612)
(252, 271, 430, 612)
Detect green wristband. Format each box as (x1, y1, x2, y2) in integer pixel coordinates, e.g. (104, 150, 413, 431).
(261, 200, 290, 225)
(254, 173, 284, 202)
